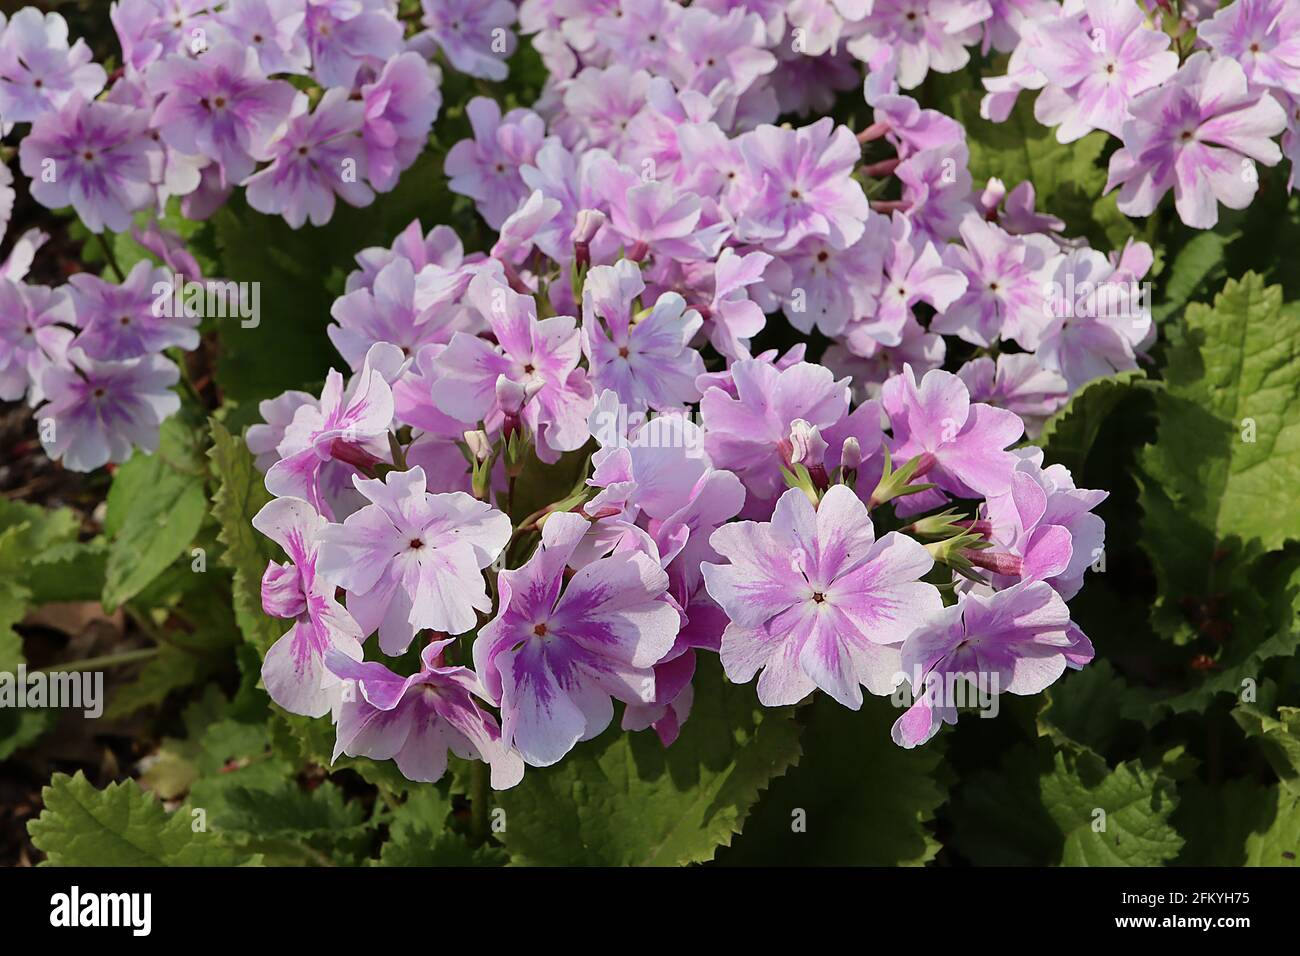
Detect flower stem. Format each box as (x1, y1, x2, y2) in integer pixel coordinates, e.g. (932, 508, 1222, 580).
(470, 760, 491, 844)
(95, 232, 126, 282)
(33, 647, 160, 674)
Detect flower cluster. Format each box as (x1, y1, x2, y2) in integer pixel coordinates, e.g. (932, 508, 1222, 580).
(0, 2, 503, 470)
(983, 0, 1295, 227)
(10, 0, 1287, 787)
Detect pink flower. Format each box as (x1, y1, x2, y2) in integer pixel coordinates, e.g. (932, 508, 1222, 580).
(432, 271, 594, 461)
(855, 212, 967, 355)
(891, 581, 1073, 747)
(732, 118, 871, 252)
(328, 257, 453, 371)
(67, 260, 200, 361)
(265, 343, 405, 518)
(897, 141, 975, 244)
(581, 259, 704, 412)
(703, 485, 942, 708)
(327, 640, 524, 788)
(1106, 52, 1287, 229)
(934, 215, 1061, 348)
(244, 89, 374, 229)
(956, 354, 1068, 436)
(317, 465, 511, 654)
(34, 347, 180, 472)
(444, 97, 549, 229)
(0, 279, 73, 403)
(780, 230, 885, 338)
(881, 363, 1025, 504)
(360, 52, 442, 193)
(1198, 0, 1300, 95)
(978, 447, 1108, 600)
(253, 497, 364, 718)
(417, 0, 517, 81)
(701, 357, 849, 502)
(304, 0, 403, 90)
(474, 511, 681, 767)
(1036, 245, 1153, 390)
(699, 247, 772, 361)
(848, 0, 993, 90)
(215, 0, 311, 76)
(0, 8, 106, 123)
(20, 96, 162, 234)
(1028, 0, 1178, 142)
(147, 42, 297, 185)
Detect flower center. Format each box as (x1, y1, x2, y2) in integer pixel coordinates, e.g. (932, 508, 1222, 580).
(408, 538, 424, 550)
(812, 592, 825, 604)
(533, 622, 548, 637)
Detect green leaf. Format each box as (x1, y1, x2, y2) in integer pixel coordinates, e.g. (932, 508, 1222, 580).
(106, 646, 209, 719)
(374, 788, 507, 866)
(495, 657, 802, 866)
(945, 743, 1064, 866)
(719, 695, 949, 865)
(102, 418, 208, 610)
(1233, 698, 1300, 794)
(379, 832, 509, 867)
(1037, 371, 1153, 477)
(1041, 750, 1184, 866)
(1153, 231, 1232, 323)
(1175, 780, 1300, 866)
(947, 743, 1183, 866)
(25, 539, 109, 604)
(29, 772, 254, 866)
(208, 419, 281, 653)
(1038, 660, 1135, 757)
(205, 153, 453, 413)
(1138, 273, 1300, 640)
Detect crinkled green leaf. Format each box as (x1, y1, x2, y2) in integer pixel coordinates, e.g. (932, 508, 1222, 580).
(102, 417, 209, 610)
(29, 771, 254, 866)
(496, 657, 802, 866)
(206, 153, 452, 414)
(1175, 780, 1300, 866)
(1037, 371, 1153, 478)
(1139, 273, 1300, 640)
(719, 695, 949, 865)
(374, 788, 506, 867)
(1233, 698, 1300, 794)
(1042, 749, 1184, 866)
(208, 420, 280, 652)
(1153, 231, 1232, 323)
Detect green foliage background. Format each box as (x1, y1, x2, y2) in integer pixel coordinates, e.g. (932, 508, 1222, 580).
(4, 44, 1300, 868)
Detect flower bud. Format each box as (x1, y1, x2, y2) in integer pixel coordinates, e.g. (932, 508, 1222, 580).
(788, 419, 828, 468)
(571, 208, 607, 245)
(261, 560, 307, 619)
(496, 375, 527, 416)
(463, 429, 491, 463)
(840, 436, 862, 471)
